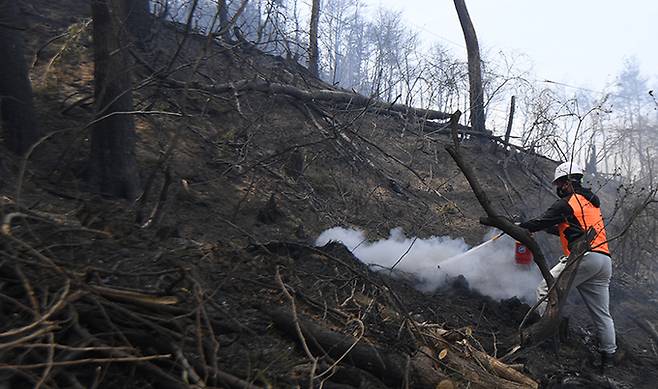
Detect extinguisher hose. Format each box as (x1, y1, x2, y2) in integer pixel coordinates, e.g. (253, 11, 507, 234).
(440, 231, 506, 265)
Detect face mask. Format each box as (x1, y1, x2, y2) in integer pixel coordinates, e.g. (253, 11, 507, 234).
(556, 186, 568, 197)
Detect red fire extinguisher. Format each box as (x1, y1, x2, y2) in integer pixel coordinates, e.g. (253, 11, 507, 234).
(515, 242, 533, 265)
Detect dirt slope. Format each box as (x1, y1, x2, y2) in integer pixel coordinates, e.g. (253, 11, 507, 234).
(1, 1, 657, 388)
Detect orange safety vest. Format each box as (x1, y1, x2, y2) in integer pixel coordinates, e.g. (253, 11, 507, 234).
(557, 193, 610, 256)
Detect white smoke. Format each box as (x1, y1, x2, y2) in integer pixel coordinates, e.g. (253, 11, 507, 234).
(315, 227, 542, 302)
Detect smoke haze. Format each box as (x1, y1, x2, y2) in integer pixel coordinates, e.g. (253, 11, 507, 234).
(315, 227, 543, 302)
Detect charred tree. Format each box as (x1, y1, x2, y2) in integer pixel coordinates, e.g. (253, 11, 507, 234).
(444, 111, 608, 348)
(125, 0, 151, 49)
(504, 95, 516, 149)
(216, 0, 230, 40)
(308, 0, 320, 78)
(90, 0, 140, 200)
(453, 0, 486, 133)
(0, 0, 39, 155)
(444, 112, 553, 287)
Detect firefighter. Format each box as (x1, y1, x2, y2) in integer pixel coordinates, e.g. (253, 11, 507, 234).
(518, 162, 617, 370)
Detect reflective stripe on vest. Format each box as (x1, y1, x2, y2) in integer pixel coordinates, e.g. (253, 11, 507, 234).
(557, 193, 610, 256)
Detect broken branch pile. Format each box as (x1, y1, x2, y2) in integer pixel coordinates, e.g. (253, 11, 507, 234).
(1, 198, 538, 388)
(257, 242, 539, 388)
(0, 202, 256, 389)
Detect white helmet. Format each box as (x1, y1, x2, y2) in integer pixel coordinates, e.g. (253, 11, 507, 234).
(553, 162, 584, 183)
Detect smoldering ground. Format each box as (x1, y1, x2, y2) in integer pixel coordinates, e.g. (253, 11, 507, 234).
(316, 227, 543, 303)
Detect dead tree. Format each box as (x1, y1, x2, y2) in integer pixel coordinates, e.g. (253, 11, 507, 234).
(444, 111, 562, 346)
(504, 95, 516, 153)
(163, 78, 452, 120)
(308, 0, 320, 78)
(125, 0, 151, 49)
(453, 0, 485, 133)
(218, 0, 229, 28)
(90, 0, 140, 200)
(445, 111, 553, 285)
(0, 0, 39, 155)
(445, 109, 635, 347)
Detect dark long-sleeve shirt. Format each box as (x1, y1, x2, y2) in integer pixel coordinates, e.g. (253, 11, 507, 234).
(519, 187, 602, 252)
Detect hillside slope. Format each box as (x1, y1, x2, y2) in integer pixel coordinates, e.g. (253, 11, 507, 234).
(1, 1, 657, 388)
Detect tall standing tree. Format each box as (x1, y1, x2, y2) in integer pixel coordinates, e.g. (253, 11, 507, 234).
(308, 0, 320, 77)
(0, 0, 39, 155)
(453, 0, 485, 133)
(341, 2, 366, 91)
(217, 0, 230, 40)
(368, 9, 405, 102)
(321, 0, 353, 84)
(125, 0, 151, 49)
(608, 58, 652, 178)
(90, 0, 140, 200)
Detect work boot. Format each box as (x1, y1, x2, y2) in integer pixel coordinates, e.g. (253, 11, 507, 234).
(600, 351, 616, 374)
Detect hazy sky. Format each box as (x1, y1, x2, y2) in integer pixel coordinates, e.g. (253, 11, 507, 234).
(371, 0, 658, 93)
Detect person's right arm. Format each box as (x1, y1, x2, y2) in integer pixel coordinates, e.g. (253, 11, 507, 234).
(519, 198, 571, 233)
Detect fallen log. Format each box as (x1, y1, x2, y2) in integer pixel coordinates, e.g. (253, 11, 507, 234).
(465, 342, 538, 388)
(265, 306, 446, 388)
(267, 306, 537, 389)
(429, 337, 536, 389)
(162, 78, 452, 120)
(413, 346, 455, 388)
(316, 363, 388, 388)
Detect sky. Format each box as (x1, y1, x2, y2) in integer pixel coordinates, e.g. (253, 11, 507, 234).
(370, 0, 658, 93)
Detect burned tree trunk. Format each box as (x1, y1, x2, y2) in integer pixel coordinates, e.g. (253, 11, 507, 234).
(0, 0, 39, 155)
(216, 0, 230, 40)
(444, 110, 566, 348)
(90, 0, 140, 200)
(504, 95, 516, 151)
(446, 110, 606, 348)
(125, 0, 151, 49)
(445, 113, 553, 286)
(453, 0, 486, 133)
(266, 306, 448, 387)
(308, 0, 320, 78)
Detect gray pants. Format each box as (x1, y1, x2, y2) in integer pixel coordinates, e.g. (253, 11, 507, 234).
(536, 251, 617, 353)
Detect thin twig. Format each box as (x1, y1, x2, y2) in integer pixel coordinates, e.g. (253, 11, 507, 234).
(275, 267, 317, 389)
(314, 319, 365, 379)
(0, 355, 171, 369)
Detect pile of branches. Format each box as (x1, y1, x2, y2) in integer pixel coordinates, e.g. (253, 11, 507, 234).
(0, 202, 252, 389)
(1, 197, 540, 388)
(255, 242, 539, 389)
